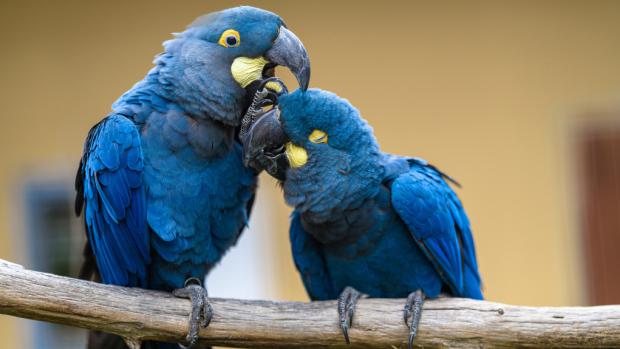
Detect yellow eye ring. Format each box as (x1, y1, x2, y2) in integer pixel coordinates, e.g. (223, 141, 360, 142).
(309, 129, 328, 144)
(219, 29, 240, 48)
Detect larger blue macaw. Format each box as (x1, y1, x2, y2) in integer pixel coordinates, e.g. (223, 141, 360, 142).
(74, 7, 310, 349)
(242, 88, 482, 348)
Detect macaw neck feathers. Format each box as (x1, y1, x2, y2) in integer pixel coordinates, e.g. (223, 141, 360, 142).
(292, 152, 408, 245)
(114, 37, 248, 127)
(299, 184, 394, 247)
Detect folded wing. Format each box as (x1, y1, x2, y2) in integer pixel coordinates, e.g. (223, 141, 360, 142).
(75, 114, 150, 287)
(391, 158, 482, 299)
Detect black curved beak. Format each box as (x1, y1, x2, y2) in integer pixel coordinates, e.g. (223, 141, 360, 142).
(265, 26, 311, 91)
(241, 107, 290, 180)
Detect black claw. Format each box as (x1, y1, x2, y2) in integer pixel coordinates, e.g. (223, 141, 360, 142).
(337, 286, 366, 345)
(173, 278, 211, 348)
(202, 301, 213, 328)
(403, 290, 425, 349)
(341, 324, 350, 345)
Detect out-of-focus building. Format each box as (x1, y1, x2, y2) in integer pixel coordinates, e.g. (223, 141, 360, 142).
(0, 1, 619, 347)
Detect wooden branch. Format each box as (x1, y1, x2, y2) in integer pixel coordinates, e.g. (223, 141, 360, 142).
(0, 259, 618, 348)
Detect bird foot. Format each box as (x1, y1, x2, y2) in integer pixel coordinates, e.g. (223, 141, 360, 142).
(403, 290, 426, 349)
(337, 286, 367, 344)
(122, 337, 142, 349)
(173, 277, 213, 348)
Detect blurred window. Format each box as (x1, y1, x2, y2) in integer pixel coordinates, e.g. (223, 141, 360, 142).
(579, 123, 620, 305)
(22, 180, 86, 348)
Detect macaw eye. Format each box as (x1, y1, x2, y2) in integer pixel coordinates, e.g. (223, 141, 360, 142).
(309, 130, 328, 144)
(219, 29, 240, 48)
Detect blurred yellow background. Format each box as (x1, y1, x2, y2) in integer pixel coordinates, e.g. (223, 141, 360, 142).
(1, 0, 620, 347)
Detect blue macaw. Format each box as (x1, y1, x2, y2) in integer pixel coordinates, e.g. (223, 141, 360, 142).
(74, 7, 310, 349)
(242, 88, 482, 348)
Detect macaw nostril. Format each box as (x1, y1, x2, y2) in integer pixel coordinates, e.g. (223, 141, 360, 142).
(263, 144, 284, 157)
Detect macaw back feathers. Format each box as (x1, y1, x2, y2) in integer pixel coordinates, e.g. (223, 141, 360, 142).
(391, 158, 482, 299)
(76, 114, 150, 287)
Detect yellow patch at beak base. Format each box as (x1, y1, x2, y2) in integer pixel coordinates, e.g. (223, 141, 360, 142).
(231, 56, 269, 88)
(285, 142, 308, 168)
(264, 81, 284, 94)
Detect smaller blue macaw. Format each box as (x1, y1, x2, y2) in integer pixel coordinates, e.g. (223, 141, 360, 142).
(241, 87, 483, 348)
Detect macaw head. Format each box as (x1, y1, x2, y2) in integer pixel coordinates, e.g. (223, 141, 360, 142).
(154, 6, 310, 125)
(242, 88, 384, 213)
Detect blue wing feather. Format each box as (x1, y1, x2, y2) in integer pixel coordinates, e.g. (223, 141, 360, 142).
(79, 114, 150, 287)
(390, 158, 482, 299)
(290, 212, 337, 300)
